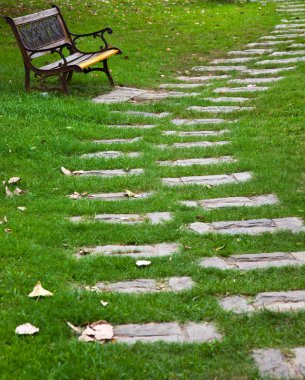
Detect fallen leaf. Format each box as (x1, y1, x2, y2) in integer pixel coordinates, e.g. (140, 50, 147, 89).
(5, 186, 13, 198)
(215, 245, 226, 252)
(100, 300, 109, 307)
(17, 207, 26, 212)
(8, 177, 21, 185)
(15, 323, 39, 335)
(78, 320, 114, 343)
(125, 189, 137, 197)
(0, 216, 8, 224)
(4, 228, 11, 234)
(60, 167, 72, 176)
(28, 281, 53, 298)
(13, 188, 26, 195)
(66, 321, 82, 334)
(136, 260, 151, 267)
(166, 47, 171, 51)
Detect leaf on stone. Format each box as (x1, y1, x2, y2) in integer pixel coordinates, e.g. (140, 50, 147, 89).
(60, 167, 72, 176)
(17, 206, 26, 212)
(28, 281, 53, 298)
(5, 186, 13, 198)
(136, 260, 151, 267)
(15, 323, 39, 335)
(8, 177, 21, 185)
(215, 245, 226, 251)
(66, 321, 82, 334)
(125, 189, 137, 198)
(100, 300, 108, 307)
(78, 320, 114, 343)
(13, 187, 26, 195)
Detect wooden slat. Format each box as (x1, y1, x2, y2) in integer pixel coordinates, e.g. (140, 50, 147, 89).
(78, 49, 119, 69)
(39, 52, 92, 71)
(13, 8, 59, 25)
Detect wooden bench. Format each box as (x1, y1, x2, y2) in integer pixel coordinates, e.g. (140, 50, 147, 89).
(4, 5, 122, 94)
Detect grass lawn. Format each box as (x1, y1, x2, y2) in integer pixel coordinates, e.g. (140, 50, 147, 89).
(0, 0, 305, 379)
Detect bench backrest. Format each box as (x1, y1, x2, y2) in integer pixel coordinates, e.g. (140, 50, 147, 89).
(5, 7, 72, 56)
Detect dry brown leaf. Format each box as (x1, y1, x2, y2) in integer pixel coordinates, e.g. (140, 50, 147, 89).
(5, 186, 13, 198)
(13, 188, 26, 195)
(60, 167, 72, 176)
(28, 281, 53, 298)
(15, 323, 39, 335)
(66, 321, 82, 334)
(125, 189, 137, 198)
(17, 207, 26, 212)
(4, 228, 12, 234)
(136, 260, 151, 267)
(0, 216, 8, 225)
(8, 177, 21, 185)
(78, 320, 114, 343)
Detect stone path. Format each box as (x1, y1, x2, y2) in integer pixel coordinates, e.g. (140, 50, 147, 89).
(158, 156, 236, 167)
(69, 191, 154, 201)
(187, 106, 254, 113)
(70, 212, 172, 224)
(162, 172, 252, 186)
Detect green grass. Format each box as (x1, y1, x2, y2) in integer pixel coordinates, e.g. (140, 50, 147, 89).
(1, 0, 305, 379)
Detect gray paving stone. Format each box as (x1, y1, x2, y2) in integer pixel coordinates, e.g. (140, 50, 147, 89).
(189, 217, 305, 235)
(80, 151, 140, 159)
(87, 276, 194, 294)
(69, 191, 153, 201)
(187, 106, 254, 113)
(71, 212, 172, 224)
(211, 57, 259, 64)
(158, 156, 236, 167)
(192, 65, 247, 72)
(176, 74, 230, 82)
(270, 49, 305, 56)
(247, 41, 294, 47)
(272, 29, 305, 34)
(260, 34, 305, 39)
(113, 322, 223, 344)
(162, 129, 229, 137)
(253, 348, 305, 380)
(92, 137, 143, 144)
(289, 43, 305, 47)
(276, 23, 305, 28)
(108, 124, 155, 129)
(171, 118, 228, 126)
(180, 194, 279, 209)
(242, 67, 295, 75)
(203, 97, 250, 103)
(66, 169, 144, 177)
(112, 111, 171, 118)
(228, 77, 283, 84)
(200, 251, 305, 271)
(219, 296, 252, 314)
(77, 242, 181, 259)
(135, 91, 199, 101)
(156, 141, 230, 149)
(162, 171, 252, 187)
(213, 86, 269, 93)
(159, 83, 209, 89)
(258, 57, 305, 65)
(228, 49, 274, 55)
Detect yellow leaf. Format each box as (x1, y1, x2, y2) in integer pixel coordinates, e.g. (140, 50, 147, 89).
(28, 281, 53, 298)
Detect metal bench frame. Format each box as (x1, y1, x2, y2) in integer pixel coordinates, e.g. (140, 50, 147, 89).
(4, 5, 122, 94)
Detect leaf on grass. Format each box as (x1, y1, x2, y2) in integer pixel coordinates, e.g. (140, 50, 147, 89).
(15, 323, 39, 335)
(125, 189, 137, 198)
(215, 245, 226, 252)
(5, 186, 13, 198)
(17, 207, 26, 212)
(28, 281, 53, 298)
(100, 300, 109, 307)
(67, 321, 82, 334)
(8, 177, 21, 185)
(60, 167, 72, 176)
(4, 228, 12, 234)
(136, 260, 151, 267)
(13, 188, 26, 195)
(78, 320, 114, 343)
(0, 216, 8, 225)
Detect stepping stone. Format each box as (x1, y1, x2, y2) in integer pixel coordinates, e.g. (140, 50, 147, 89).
(213, 86, 268, 93)
(270, 49, 305, 56)
(156, 141, 230, 149)
(69, 191, 154, 201)
(257, 56, 305, 64)
(176, 75, 230, 82)
(192, 65, 247, 72)
(180, 194, 279, 209)
(276, 23, 305, 28)
(70, 212, 173, 225)
(135, 91, 199, 101)
(203, 97, 250, 103)
(228, 49, 273, 55)
(228, 77, 283, 84)
(187, 106, 254, 113)
(219, 290, 305, 314)
(189, 217, 305, 235)
(63, 169, 144, 177)
(108, 124, 155, 129)
(157, 156, 236, 167)
(253, 347, 305, 379)
(162, 171, 252, 187)
(112, 111, 171, 118)
(92, 137, 143, 144)
(80, 151, 140, 159)
(113, 322, 223, 344)
(159, 83, 209, 89)
(289, 43, 305, 47)
(242, 67, 295, 75)
(211, 57, 259, 64)
(77, 242, 181, 259)
(86, 276, 195, 294)
(162, 129, 229, 137)
(272, 29, 305, 34)
(261, 34, 305, 39)
(199, 251, 305, 271)
(247, 41, 294, 47)
(172, 118, 228, 125)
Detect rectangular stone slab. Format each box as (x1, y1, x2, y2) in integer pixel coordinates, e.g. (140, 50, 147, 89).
(228, 77, 283, 84)
(270, 50, 305, 56)
(213, 86, 268, 93)
(189, 217, 305, 235)
(176, 74, 230, 82)
(112, 111, 171, 118)
(211, 57, 260, 64)
(192, 65, 247, 72)
(69, 191, 154, 201)
(228, 49, 274, 55)
(162, 129, 229, 137)
(158, 156, 236, 167)
(246, 41, 294, 47)
(93, 87, 147, 103)
(70, 212, 172, 224)
(260, 34, 305, 39)
(242, 67, 295, 75)
(203, 97, 250, 103)
(69, 169, 144, 177)
(180, 194, 279, 209)
(107, 124, 155, 129)
(162, 171, 252, 186)
(156, 141, 230, 149)
(77, 242, 181, 259)
(199, 251, 305, 271)
(187, 106, 254, 113)
(171, 118, 228, 125)
(92, 137, 143, 144)
(257, 56, 305, 64)
(159, 83, 209, 89)
(80, 151, 140, 159)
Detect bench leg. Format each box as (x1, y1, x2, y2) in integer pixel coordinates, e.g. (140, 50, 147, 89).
(24, 64, 31, 92)
(60, 72, 69, 95)
(67, 71, 73, 83)
(103, 59, 115, 87)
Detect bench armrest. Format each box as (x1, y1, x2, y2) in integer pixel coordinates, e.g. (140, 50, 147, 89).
(70, 27, 113, 50)
(27, 43, 72, 67)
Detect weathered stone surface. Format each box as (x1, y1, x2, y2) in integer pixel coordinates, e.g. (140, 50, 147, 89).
(270, 49, 305, 56)
(272, 29, 305, 34)
(228, 49, 273, 55)
(219, 296, 251, 314)
(199, 251, 305, 271)
(189, 217, 305, 235)
(228, 77, 283, 84)
(87, 276, 194, 294)
(67, 168, 144, 177)
(108, 124, 155, 129)
(261, 34, 305, 39)
(92, 137, 143, 144)
(289, 43, 305, 48)
(247, 41, 294, 47)
(187, 106, 254, 113)
(112, 111, 171, 118)
(162, 171, 252, 186)
(203, 97, 250, 103)
(71, 212, 172, 224)
(192, 65, 247, 72)
(180, 194, 279, 209)
(176, 74, 230, 82)
(253, 348, 305, 380)
(242, 67, 295, 75)
(81, 151, 140, 159)
(162, 129, 229, 137)
(276, 23, 305, 28)
(172, 118, 228, 126)
(213, 86, 268, 93)
(211, 57, 259, 64)
(69, 191, 153, 201)
(77, 242, 180, 259)
(135, 91, 199, 101)
(113, 322, 223, 344)
(156, 141, 230, 149)
(158, 156, 236, 167)
(159, 83, 208, 89)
